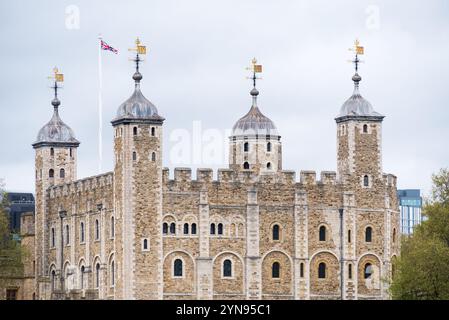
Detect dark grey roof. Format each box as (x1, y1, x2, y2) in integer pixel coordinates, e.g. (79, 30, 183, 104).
(232, 105, 278, 136)
(33, 100, 80, 148)
(231, 88, 278, 136)
(112, 72, 164, 124)
(336, 73, 384, 122)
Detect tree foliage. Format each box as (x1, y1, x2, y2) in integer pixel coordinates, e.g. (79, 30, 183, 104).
(0, 180, 25, 284)
(391, 169, 449, 299)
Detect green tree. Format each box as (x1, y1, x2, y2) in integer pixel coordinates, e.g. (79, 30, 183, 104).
(391, 169, 449, 299)
(0, 180, 25, 293)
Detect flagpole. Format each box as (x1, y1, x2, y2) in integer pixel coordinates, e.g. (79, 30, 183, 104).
(98, 34, 103, 174)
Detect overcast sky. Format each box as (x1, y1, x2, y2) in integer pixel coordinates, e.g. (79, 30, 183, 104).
(0, 0, 448, 197)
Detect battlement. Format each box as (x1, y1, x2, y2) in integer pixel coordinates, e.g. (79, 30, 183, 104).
(48, 171, 113, 198)
(300, 171, 316, 185)
(299, 170, 338, 185)
(161, 167, 339, 187)
(383, 173, 397, 187)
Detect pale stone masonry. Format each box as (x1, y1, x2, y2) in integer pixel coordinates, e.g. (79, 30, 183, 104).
(24, 54, 400, 300)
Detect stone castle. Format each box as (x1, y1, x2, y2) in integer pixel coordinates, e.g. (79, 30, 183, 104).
(23, 42, 400, 300)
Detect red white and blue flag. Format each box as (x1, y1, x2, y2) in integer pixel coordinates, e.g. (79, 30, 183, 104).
(101, 40, 118, 54)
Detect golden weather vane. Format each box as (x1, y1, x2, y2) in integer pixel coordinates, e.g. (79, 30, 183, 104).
(246, 57, 263, 87)
(48, 66, 64, 83)
(348, 39, 365, 72)
(128, 37, 147, 73)
(47, 66, 64, 100)
(128, 37, 147, 55)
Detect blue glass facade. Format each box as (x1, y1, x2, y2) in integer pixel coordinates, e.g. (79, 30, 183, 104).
(397, 189, 423, 235)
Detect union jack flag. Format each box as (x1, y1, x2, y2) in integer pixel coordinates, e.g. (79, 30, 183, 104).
(101, 40, 118, 54)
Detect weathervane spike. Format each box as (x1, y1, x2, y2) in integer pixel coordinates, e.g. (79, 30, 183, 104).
(246, 57, 262, 89)
(348, 39, 365, 90)
(48, 66, 64, 100)
(349, 38, 365, 73)
(128, 37, 148, 84)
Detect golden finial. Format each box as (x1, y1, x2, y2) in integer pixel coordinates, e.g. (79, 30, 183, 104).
(349, 38, 364, 55)
(48, 66, 64, 82)
(129, 37, 147, 55)
(247, 57, 262, 73)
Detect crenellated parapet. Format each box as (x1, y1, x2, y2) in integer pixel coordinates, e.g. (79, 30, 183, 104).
(48, 172, 113, 198)
(161, 167, 343, 189)
(383, 173, 397, 188)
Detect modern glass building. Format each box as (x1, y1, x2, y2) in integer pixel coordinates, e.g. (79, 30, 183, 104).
(397, 189, 423, 235)
(3, 192, 35, 233)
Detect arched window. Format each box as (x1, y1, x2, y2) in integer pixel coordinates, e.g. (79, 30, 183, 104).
(111, 216, 115, 238)
(151, 127, 155, 136)
(70, 148, 72, 157)
(244, 142, 249, 152)
(183, 223, 189, 235)
(348, 264, 353, 279)
(363, 175, 369, 187)
(191, 223, 197, 235)
(223, 259, 232, 277)
(143, 239, 148, 250)
(174, 259, 183, 277)
(111, 261, 115, 286)
(363, 124, 368, 133)
(169, 223, 176, 235)
(60, 168, 65, 178)
(151, 152, 156, 162)
(272, 262, 280, 278)
(65, 225, 70, 245)
(51, 228, 55, 247)
(272, 224, 280, 241)
(393, 228, 396, 243)
(348, 229, 351, 243)
(49, 169, 54, 178)
(318, 262, 326, 279)
(210, 223, 216, 235)
(51, 270, 56, 291)
(267, 162, 272, 170)
(80, 222, 85, 243)
(80, 265, 85, 289)
(132, 151, 137, 161)
(243, 162, 250, 170)
(133, 127, 137, 136)
(95, 219, 100, 240)
(217, 223, 223, 235)
(95, 263, 100, 288)
(319, 226, 326, 241)
(50, 148, 54, 156)
(267, 142, 272, 152)
(364, 263, 373, 279)
(365, 226, 372, 242)
(300, 263, 304, 278)
(162, 223, 168, 234)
